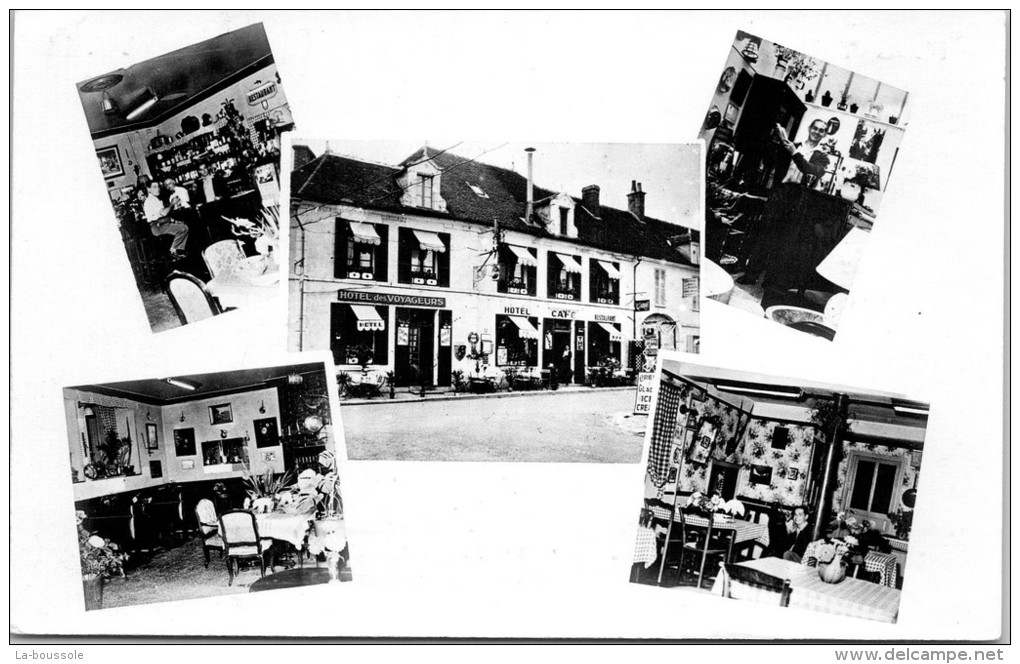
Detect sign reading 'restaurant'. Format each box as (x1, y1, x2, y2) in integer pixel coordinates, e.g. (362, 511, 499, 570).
(633, 372, 656, 415)
(337, 290, 446, 308)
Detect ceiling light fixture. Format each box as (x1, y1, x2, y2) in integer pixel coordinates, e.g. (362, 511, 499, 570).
(893, 405, 929, 417)
(126, 87, 158, 121)
(713, 382, 805, 400)
(165, 377, 199, 391)
(101, 91, 119, 115)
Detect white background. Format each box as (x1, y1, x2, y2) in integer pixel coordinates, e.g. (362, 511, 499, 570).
(9, 10, 1007, 642)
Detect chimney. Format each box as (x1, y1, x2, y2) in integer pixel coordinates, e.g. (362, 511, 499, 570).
(525, 147, 535, 222)
(581, 185, 601, 218)
(627, 180, 646, 220)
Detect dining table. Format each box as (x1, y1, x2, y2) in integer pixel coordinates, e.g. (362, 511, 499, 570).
(712, 556, 901, 623)
(861, 550, 900, 588)
(254, 509, 314, 550)
(633, 526, 658, 568)
(206, 253, 280, 310)
(648, 505, 770, 556)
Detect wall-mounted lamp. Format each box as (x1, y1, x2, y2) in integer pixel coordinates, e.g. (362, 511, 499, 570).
(180, 410, 186, 423)
(101, 90, 119, 115)
(259, 400, 266, 414)
(220, 430, 228, 439)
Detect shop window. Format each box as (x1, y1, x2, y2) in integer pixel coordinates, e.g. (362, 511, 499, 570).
(495, 315, 539, 367)
(588, 321, 622, 368)
(398, 227, 450, 286)
(845, 452, 906, 523)
(589, 259, 621, 304)
(654, 268, 667, 306)
(331, 303, 389, 367)
(497, 244, 537, 296)
(547, 252, 582, 300)
(334, 218, 388, 281)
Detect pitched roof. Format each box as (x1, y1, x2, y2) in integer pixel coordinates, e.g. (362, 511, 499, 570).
(291, 147, 697, 266)
(292, 144, 317, 170)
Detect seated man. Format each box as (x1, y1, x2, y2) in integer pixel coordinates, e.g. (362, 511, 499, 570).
(143, 181, 189, 260)
(782, 505, 814, 563)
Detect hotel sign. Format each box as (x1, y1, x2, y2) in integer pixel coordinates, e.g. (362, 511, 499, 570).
(337, 289, 446, 308)
(635, 299, 651, 312)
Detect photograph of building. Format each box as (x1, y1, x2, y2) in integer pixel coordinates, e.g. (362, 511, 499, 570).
(632, 359, 928, 624)
(288, 141, 701, 461)
(699, 31, 910, 339)
(65, 362, 350, 610)
(75, 23, 294, 332)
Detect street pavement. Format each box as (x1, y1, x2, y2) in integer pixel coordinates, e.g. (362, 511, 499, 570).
(340, 388, 648, 462)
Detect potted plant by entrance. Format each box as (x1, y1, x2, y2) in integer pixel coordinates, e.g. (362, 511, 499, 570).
(77, 510, 128, 611)
(301, 453, 346, 582)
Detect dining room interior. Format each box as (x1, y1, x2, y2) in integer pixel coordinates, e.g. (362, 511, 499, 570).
(64, 361, 350, 611)
(75, 22, 292, 332)
(631, 359, 928, 624)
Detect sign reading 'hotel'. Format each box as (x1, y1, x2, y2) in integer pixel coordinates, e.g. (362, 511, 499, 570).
(337, 289, 446, 308)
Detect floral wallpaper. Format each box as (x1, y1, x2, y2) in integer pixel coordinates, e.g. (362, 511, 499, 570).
(736, 419, 816, 506)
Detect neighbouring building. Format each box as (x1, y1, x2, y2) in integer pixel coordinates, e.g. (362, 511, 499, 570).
(289, 145, 700, 389)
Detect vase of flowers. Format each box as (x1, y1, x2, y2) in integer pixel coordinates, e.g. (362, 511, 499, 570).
(814, 535, 858, 584)
(77, 510, 128, 610)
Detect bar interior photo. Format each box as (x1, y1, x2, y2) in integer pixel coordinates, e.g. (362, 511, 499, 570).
(699, 31, 909, 340)
(65, 362, 350, 611)
(75, 23, 293, 331)
(631, 359, 928, 624)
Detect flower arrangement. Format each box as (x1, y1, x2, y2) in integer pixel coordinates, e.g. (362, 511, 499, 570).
(241, 465, 294, 513)
(814, 535, 859, 564)
(685, 492, 745, 518)
(887, 509, 913, 539)
(77, 511, 127, 579)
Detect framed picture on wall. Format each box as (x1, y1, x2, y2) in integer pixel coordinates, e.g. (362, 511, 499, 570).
(181, 459, 194, 470)
(95, 145, 124, 179)
(749, 465, 773, 486)
(209, 403, 233, 425)
(771, 425, 790, 450)
(145, 423, 158, 451)
(149, 460, 163, 478)
(173, 428, 196, 456)
(253, 417, 279, 449)
(667, 467, 678, 483)
(788, 467, 800, 481)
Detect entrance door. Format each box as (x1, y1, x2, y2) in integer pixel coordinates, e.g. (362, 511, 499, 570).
(708, 461, 740, 500)
(394, 309, 436, 388)
(544, 319, 572, 384)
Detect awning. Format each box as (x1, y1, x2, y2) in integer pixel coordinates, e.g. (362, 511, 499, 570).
(555, 253, 582, 274)
(597, 322, 623, 342)
(350, 304, 385, 331)
(508, 316, 539, 340)
(349, 221, 381, 246)
(508, 245, 537, 267)
(412, 229, 446, 253)
(597, 260, 621, 280)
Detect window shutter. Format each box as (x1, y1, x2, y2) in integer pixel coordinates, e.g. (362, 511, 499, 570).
(334, 218, 349, 279)
(375, 225, 389, 282)
(330, 303, 347, 366)
(438, 232, 450, 287)
(397, 229, 412, 283)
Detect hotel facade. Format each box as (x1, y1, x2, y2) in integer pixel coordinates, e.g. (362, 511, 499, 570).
(288, 145, 700, 389)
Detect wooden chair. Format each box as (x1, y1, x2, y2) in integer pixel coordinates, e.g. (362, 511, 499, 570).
(166, 270, 223, 324)
(218, 511, 275, 586)
(680, 512, 736, 590)
(202, 239, 245, 279)
(194, 498, 224, 568)
(720, 561, 792, 607)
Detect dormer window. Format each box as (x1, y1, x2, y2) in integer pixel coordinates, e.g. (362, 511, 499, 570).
(468, 183, 489, 199)
(559, 208, 569, 236)
(537, 193, 577, 238)
(418, 174, 434, 208)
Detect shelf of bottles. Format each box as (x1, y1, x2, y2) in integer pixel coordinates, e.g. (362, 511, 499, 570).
(145, 121, 243, 191)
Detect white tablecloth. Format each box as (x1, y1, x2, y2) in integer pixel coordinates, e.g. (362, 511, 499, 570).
(712, 557, 901, 623)
(648, 505, 769, 548)
(256, 511, 313, 549)
(633, 527, 658, 568)
(207, 255, 279, 309)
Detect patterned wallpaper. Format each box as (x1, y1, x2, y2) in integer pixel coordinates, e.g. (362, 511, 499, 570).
(654, 379, 922, 512)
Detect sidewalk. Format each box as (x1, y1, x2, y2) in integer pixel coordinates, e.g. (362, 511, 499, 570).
(340, 383, 637, 406)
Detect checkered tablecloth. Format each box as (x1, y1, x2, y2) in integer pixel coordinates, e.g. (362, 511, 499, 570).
(647, 505, 769, 548)
(256, 512, 314, 549)
(864, 551, 900, 588)
(712, 557, 900, 623)
(633, 527, 658, 567)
